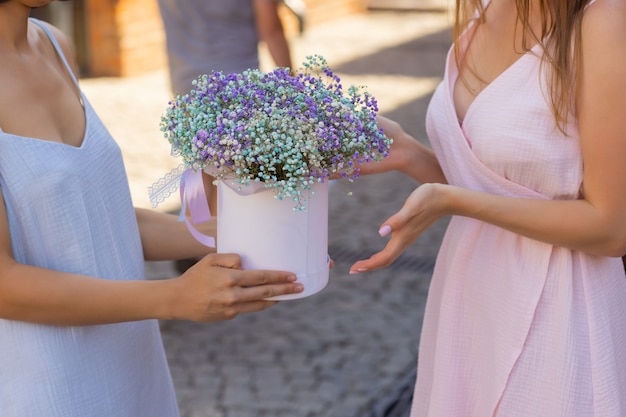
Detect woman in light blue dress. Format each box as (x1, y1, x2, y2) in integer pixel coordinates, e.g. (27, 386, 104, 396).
(0, 1, 303, 416)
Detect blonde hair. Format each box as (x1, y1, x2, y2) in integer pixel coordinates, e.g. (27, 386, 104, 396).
(453, 0, 589, 130)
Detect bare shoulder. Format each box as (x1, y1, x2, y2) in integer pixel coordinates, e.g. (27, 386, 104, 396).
(579, 0, 626, 76)
(31, 19, 80, 78)
(576, 0, 626, 150)
(582, 0, 626, 48)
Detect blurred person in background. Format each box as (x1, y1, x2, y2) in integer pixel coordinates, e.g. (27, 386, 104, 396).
(157, 0, 293, 96)
(157, 0, 294, 271)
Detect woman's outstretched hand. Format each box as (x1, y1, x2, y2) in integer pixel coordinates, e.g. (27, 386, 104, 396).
(350, 115, 447, 184)
(349, 183, 450, 274)
(353, 116, 412, 177)
(169, 253, 303, 322)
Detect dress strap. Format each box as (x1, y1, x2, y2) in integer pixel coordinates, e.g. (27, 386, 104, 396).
(28, 18, 80, 89)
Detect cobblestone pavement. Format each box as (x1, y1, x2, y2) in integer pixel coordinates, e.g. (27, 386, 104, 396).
(81, 9, 453, 417)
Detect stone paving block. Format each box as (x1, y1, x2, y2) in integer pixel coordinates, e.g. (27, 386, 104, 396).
(221, 384, 257, 407)
(184, 397, 223, 417)
(190, 373, 223, 394)
(285, 371, 317, 391)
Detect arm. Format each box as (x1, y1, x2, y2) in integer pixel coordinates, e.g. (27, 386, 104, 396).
(136, 207, 216, 261)
(350, 4, 626, 272)
(0, 194, 302, 325)
(356, 115, 447, 184)
(140, 169, 223, 261)
(253, 0, 293, 69)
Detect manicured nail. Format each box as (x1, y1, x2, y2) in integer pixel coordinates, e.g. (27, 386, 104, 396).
(287, 274, 297, 282)
(293, 283, 304, 292)
(379, 225, 392, 237)
(349, 268, 368, 275)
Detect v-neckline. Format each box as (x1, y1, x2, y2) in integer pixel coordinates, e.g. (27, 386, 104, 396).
(452, 23, 542, 128)
(0, 20, 89, 150)
(454, 50, 539, 128)
(0, 93, 91, 151)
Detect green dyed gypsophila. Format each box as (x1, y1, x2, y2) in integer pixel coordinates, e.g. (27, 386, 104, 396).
(161, 55, 392, 210)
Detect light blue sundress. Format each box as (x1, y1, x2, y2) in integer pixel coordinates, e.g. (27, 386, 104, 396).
(0, 19, 179, 417)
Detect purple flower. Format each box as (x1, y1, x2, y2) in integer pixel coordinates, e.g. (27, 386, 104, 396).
(161, 55, 392, 209)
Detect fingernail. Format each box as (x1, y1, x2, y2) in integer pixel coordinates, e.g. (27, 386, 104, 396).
(293, 283, 304, 292)
(349, 270, 359, 275)
(287, 274, 297, 282)
(349, 268, 368, 275)
(379, 225, 392, 237)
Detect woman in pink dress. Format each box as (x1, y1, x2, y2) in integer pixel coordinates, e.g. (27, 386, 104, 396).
(352, 0, 626, 415)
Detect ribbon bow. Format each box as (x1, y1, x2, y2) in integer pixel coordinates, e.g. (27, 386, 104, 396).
(178, 169, 215, 248)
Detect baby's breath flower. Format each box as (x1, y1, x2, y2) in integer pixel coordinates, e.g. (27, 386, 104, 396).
(161, 55, 392, 209)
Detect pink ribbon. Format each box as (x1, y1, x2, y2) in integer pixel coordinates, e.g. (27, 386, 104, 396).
(179, 169, 216, 248)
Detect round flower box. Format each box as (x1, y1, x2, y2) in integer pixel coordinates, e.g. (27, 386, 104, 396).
(216, 179, 329, 300)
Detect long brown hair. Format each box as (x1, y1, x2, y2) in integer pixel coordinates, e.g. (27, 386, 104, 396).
(454, 0, 590, 130)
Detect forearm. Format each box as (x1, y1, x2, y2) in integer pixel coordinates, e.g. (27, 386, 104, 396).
(447, 185, 626, 257)
(358, 127, 447, 184)
(365, 115, 447, 184)
(0, 263, 176, 325)
(136, 208, 215, 261)
(254, 0, 292, 69)
(402, 137, 447, 184)
(264, 31, 292, 69)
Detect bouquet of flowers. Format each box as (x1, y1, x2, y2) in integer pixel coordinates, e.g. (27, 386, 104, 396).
(160, 55, 392, 210)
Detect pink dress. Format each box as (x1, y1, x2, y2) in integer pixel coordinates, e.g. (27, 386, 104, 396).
(410, 3, 626, 416)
